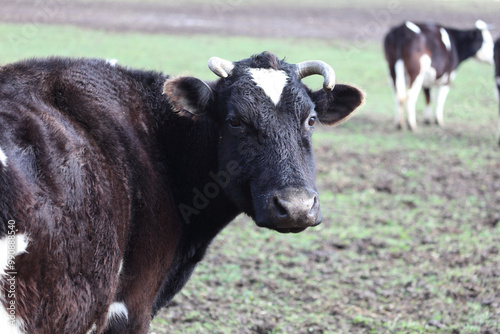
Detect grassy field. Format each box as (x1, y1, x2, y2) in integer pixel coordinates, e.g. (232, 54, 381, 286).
(0, 20, 499, 333)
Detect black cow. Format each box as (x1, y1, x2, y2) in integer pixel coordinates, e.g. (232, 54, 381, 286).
(0, 52, 363, 333)
(495, 38, 500, 145)
(384, 20, 494, 130)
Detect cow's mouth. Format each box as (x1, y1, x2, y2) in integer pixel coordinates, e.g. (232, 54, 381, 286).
(273, 227, 308, 234)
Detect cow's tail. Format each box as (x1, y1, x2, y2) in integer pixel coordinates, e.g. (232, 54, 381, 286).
(384, 30, 407, 103)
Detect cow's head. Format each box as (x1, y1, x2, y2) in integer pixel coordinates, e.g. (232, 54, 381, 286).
(164, 52, 364, 233)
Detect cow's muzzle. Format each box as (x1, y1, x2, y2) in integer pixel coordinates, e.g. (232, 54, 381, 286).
(256, 187, 322, 233)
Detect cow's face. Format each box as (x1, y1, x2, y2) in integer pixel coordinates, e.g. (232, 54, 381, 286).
(164, 52, 364, 233)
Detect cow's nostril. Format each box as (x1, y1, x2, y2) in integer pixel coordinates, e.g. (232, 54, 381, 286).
(272, 196, 289, 218)
(309, 196, 319, 216)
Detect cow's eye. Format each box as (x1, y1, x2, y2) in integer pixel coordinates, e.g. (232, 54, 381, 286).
(308, 117, 316, 127)
(228, 117, 242, 128)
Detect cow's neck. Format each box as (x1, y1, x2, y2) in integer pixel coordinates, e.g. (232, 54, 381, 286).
(448, 29, 482, 64)
(150, 92, 241, 314)
(161, 115, 240, 234)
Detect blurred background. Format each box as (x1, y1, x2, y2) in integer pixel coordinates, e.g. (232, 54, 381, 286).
(1, 0, 499, 333)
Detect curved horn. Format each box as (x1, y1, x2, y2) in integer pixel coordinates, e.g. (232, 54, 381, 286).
(208, 57, 235, 78)
(295, 60, 336, 91)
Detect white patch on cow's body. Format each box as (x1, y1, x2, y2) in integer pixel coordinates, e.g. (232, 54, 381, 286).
(0, 147, 7, 167)
(405, 21, 421, 34)
(423, 67, 454, 88)
(107, 302, 128, 323)
(0, 307, 26, 334)
(0, 234, 29, 334)
(496, 76, 500, 87)
(423, 66, 438, 87)
(440, 28, 452, 51)
(248, 68, 288, 105)
(475, 26, 494, 64)
(475, 19, 488, 30)
(106, 59, 118, 66)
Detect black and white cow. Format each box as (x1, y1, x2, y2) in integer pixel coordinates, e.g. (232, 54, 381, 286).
(495, 38, 500, 145)
(0, 52, 363, 333)
(384, 20, 494, 130)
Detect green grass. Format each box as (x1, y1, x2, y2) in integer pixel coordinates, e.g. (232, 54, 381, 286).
(0, 22, 499, 334)
(0, 23, 495, 126)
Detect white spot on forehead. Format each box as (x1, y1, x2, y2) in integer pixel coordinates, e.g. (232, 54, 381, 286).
(405, 21, 421, 34)
(0, 147, 7, 167)
(248, 68, 288, 105)
(440, 28, 452, 51)
(496, 76, 500, 86)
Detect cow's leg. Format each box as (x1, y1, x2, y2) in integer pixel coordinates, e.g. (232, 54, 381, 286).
(405, 73, 424, 131)
(394, 95, 406, 130)
(434, 84, 450, 127)
(423, 88, 433, 124)
(405, 54, 430, 131)
(393, 59, 406, 129)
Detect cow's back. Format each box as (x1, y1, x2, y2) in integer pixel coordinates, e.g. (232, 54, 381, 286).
(0, 58, 167, 333)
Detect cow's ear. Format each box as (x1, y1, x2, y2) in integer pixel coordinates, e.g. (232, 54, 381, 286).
(163, 76, 214, 119)
(310, 84, 365, 125)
